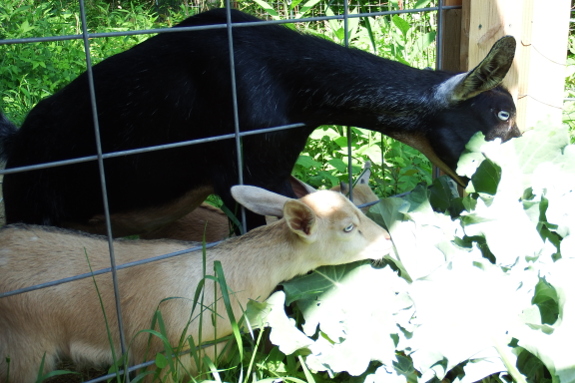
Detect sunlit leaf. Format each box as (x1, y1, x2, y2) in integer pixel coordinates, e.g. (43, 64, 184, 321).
(428, 175, 460, 213)
(296, 155, 321, 169)
(253, 292, 313, 355)
(295, 0, 322, 18)
(532, 278, 560, 325)
(328, 158, 348, 173)
(279, 264, 412, 376)
(392, 15, 411, 37)
(513, 258, 575, 382)
(414, 0, 433, 8)
(471, 158, 501, 195)
(250, 0, 280, 19)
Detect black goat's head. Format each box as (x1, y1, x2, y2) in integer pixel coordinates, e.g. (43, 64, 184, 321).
(390, 36, 520, 185)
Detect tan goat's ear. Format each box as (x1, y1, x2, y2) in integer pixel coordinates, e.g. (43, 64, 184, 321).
(284, 200, 317, 243)
(357, 164, 371, 185)
(231, 185, 290, 217)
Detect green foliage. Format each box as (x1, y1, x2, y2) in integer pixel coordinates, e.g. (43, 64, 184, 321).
(293, 126, 431, 197)
(0, 2, 81, 122)
(0, 0, 158, 124)
(252, 122, 575, 383)
(563, 19, 575, 141)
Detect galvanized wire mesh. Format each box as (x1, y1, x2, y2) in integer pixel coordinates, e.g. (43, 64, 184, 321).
(0, 1, 460, 381)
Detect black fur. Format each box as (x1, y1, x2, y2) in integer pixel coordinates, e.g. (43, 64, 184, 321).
(0, 114, 16, 160)
(0, 9, 520, 232)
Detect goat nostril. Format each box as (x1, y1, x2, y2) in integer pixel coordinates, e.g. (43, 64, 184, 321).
(501, 124, 521, 141)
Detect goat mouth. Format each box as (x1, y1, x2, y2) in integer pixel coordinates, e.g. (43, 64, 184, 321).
(422, 148, 467, 187)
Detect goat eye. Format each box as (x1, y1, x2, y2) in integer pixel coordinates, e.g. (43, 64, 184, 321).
(497, 111, 510, 121)
(343, 224, 354, 233)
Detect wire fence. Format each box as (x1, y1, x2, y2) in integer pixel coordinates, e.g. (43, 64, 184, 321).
(0, 1, 459, 381)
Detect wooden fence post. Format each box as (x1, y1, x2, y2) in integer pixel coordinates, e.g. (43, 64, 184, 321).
(462, 0, 571, 130)
(440, 0, 464, 72)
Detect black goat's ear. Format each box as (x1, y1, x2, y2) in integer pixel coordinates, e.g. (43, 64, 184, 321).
(289, 175, 316, 197)
(438, 35, 516, 103)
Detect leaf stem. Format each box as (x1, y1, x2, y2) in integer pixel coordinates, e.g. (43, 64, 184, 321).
(492, 336, 528, 383)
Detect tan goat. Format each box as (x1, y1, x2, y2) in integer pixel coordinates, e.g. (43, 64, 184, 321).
(0, 185, 391, 382)
(332, 162, 378, 214)
(140, 201, 231, 242)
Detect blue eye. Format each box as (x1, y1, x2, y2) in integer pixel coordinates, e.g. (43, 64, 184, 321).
(343, 224, 354, 233)
(497, 111, 510, 121)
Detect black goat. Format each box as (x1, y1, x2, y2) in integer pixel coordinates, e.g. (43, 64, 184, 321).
(0, 9, 520, 236)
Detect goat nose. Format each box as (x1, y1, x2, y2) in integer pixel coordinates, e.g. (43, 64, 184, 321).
(506, 122, 522, 140)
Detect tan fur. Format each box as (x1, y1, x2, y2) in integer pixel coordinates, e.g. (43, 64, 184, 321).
(65, 185, 214, 238)
(142, 176, 380, 242)
(334, 183, 378, 212)
(332, 162, 379, 213)
(0, 187, 391, 383)
(140, 202, 231, 242)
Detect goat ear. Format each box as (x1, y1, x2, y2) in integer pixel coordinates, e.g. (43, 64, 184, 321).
(284, 200, 317, 242)
(439, 35, 516, 103)
(357, 164, 371, 185)
(339, 181, 350, 195)
(231, 185, 290, 217)
(289, 175, 316, 198)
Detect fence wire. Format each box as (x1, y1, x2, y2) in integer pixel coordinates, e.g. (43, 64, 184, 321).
(0, 1, 460, 381)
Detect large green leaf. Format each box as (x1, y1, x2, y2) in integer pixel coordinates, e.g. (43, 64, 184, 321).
(406, 253, 537, 381)
(530, 145, 575, 248)
(294, 0, 322, 18)
(253, 122, 575, 383)
(532, 277, 560, 325)
(254, 263, 413, 377)
(457, 124, 572, 266)
(461, 193, 545, 266)
(253, 291, 314, 355)
(460, 122, 570, 198)
(471, 158, 501, 195)
(513, 258, 575, 383)
(370, 185, 464, 281)
(391, 15, 411, 37)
